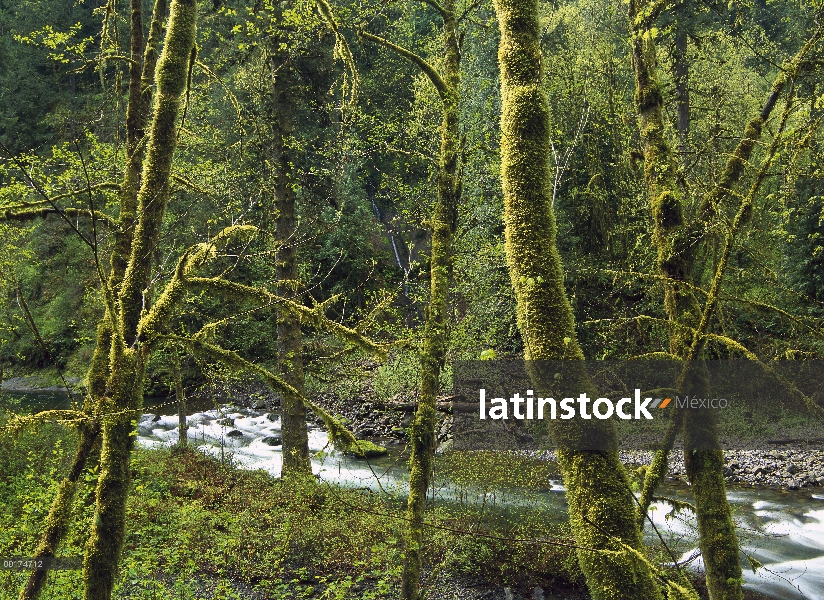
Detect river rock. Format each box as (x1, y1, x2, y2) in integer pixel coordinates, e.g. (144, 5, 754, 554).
(356, 424, 376, 437)
(226, 429, 243, 438)
(262, 435, 282, 446)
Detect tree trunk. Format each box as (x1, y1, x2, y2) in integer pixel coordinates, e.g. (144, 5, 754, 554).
(494, 0, 662, 598)
(684, 410, 743, 599)
(82, 0, 197, 596)
(19, 420, 99, 600)
(269, 31, 311, 476)
(173, 348, 188, 447)
(401, 4, 461, 599)
(629, 3, 743, 598)
(673, 9, 690, 163)
(20, 2, 171, 597)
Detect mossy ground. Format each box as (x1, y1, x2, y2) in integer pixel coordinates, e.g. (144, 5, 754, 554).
(0, 410, 583, 599)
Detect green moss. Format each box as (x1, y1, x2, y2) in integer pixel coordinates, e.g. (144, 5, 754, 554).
(81, 1, 198, 597)
(494, 1, 663, 598)
(629, 4, 744, 599)
(684, 412, 743, 600)
(118, 0, 198, 345)
(342, 438, 388, 458)
(376, 2, 463, 597)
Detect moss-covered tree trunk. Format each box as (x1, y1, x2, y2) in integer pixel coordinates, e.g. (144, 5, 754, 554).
(269, 27, 311, 477)
(19, 420, 99, 600)
(493, 0, 661, 598)
(20, 3, 169, 598)
(629, 3, 743, 599)
(81, 1, 197, 597)
(628, 9, 695, 349)
(673, 3, 690, 162)
(400, 3, 461, 598)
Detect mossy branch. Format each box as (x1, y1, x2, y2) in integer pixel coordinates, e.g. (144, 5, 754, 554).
(117, 0, 198, 345)
(171, 172, 221, 198)
(684, 80, 795, 365)
(630, 352, 682, 361)
(641, 95, 795, 512)
(697, 29, 823, 221)
(354, 291, 395, 333)
(577, 267, 710, 297)
(3, 183, 121, 210)
(137, 225, 258, 342)
(719, 294, 824, 341)
(582, 517, 699, 600)
(703, 333, 824, 420)
(5, 410, 94, 435)
(316, 0, 359, 113)
(652, 496, 696, 514)
(193, 60, 241, 117)
(583, 314, 698, 336)
(185, 278, 386, 359)
(637, 407, 684, 524)
(1, 207, 118, 228)
(136, 223, 385, 358)
(358, 30, 448, 100)
(163, 334, 368, 452)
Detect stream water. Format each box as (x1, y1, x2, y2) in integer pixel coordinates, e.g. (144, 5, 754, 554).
(5, 391, 823, 599)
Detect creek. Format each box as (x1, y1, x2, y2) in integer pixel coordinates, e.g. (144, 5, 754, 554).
(6, 391, 823, 599)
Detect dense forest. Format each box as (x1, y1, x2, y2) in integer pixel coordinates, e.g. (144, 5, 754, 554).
(1, 0, 823, 598)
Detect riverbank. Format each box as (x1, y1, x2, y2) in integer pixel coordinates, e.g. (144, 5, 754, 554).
(4, 418, 816, 600)
(0, 374, 81, 393)
(4, 377, 822, 491)
(0, 414, 585, 600)
(623, 446, 824, 490)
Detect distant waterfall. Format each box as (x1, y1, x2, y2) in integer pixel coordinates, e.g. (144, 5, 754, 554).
(370, 194, 409, 295)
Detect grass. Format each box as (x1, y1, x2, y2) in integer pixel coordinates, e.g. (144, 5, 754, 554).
(0, 409, 582, 599)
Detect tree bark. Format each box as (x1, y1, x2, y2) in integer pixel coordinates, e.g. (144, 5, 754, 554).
(20, 2, 170, 597)
(401, 3, 461, 598)
(494, 0, 662, 598)
(269, 28, 311, 476)
(82, 0, 197, 597)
